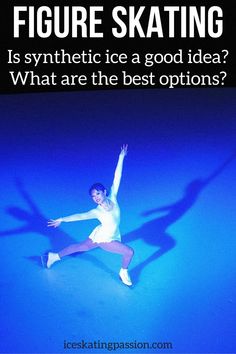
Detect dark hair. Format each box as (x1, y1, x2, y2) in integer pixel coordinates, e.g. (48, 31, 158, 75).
(89, 183, 107, 195)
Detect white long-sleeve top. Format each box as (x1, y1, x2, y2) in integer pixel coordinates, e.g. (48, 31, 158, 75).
(88, 189, 121, 243)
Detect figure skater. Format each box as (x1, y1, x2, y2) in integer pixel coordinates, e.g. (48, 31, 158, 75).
(46, 145, 134, 286)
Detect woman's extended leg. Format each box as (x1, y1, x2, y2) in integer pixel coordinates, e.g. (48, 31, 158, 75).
(59, 238, 98, 258)
(46, 238, 98, 268)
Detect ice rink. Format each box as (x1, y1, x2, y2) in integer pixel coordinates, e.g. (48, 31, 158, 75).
(0, 88, 235, 353)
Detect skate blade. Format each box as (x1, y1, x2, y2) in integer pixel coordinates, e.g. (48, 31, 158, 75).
(119, 276, 133, 287)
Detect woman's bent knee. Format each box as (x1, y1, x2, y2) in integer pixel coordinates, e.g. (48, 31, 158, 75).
(126, 246, 134, 258)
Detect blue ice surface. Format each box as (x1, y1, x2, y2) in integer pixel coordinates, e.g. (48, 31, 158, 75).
(0, 88, 235, 354)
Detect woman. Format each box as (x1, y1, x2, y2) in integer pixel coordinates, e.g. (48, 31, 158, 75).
(46, 145, 134, 286)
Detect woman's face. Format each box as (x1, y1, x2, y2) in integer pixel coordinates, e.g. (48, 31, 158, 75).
(90, 189, 106, 205)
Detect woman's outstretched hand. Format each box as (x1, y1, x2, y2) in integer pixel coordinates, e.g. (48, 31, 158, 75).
(47, 218, 62, 228)
(120, 144, 128, 157)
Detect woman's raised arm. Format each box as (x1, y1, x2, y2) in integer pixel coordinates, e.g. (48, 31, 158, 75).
(110, 144, 128, 197)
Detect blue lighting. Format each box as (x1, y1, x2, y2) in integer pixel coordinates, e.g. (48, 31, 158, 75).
(0, 88, 235, 353)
